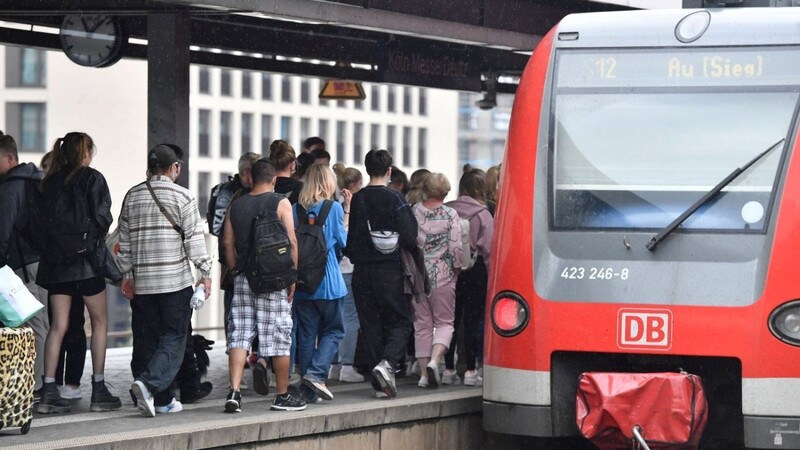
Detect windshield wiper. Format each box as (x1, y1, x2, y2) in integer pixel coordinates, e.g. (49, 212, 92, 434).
(646, 138, 785, 252)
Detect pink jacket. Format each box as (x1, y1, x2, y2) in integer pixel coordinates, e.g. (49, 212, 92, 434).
(445, 196, 494, 268)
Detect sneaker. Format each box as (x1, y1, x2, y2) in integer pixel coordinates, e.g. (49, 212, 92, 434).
(131, 380, 155, 417)
(374, 391, 389, 399)
(181, 381, 213, 404)
(426, 361, 440, 388)
(33, 388, 42, 404)
(372, 360, 397, 398)
(90, 378, 122, 411)
(58, 384, 82, 400)
(417, 376, 429, 388)
(464, 370, 483, 386)
(302, 376, 333, 401)
(224, 390, 242, 413)
(271, 391, 307, 411)
(339, 365, 365, 383)
(36, 382, 71, 414)
(328, 363, 342, 381)
(441, 369, 461, 385)
(409, 360, 421, 376)
(253, 360, 271, 396)
(155, 398, 183, 414)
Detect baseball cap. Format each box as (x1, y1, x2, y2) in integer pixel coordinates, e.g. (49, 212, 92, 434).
(148, 144, 184, 171)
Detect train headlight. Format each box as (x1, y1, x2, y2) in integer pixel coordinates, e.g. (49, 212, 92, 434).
(768, 301, 800, 346)
(491, 291, 530, 337)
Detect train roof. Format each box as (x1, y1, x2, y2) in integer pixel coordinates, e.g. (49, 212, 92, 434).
(556, 8, 800, 48)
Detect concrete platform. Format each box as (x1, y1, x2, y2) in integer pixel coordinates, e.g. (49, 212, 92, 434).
(0, 346, 486, 449)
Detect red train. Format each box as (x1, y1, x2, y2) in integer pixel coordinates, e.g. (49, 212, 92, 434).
(483, 7, 800, 449)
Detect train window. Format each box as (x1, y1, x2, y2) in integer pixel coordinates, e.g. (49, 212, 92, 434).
(550, 47, 800, 232)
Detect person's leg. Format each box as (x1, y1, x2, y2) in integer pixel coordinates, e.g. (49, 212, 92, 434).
(463, 260, 488, 376)
(265, 289, 305, 411)
(430, 281, 456, 365)
(352, 266, 382, 373)
(176, 319, 201, 394)
(445, 275, 466, 372)
(38, 292, 72, 413)
(378, 268, 413, 370)
(413, 294, 435, 378)
(306, 299, 344, 383)
(293, 298, 318, 379)
(82, 287, 108, 377)
(17, 262, 48, 391)
(63, 296, 87, 388)
(223, 287, 234, 342)
(339, 273, 359, 366)
(228, 275, 256, 392)
(130, 294, 159, 380)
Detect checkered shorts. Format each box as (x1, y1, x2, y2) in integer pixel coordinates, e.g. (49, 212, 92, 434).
(227, 275, 293, 357)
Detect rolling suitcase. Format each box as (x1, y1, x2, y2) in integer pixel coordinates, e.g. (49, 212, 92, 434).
(0, 326, 35, 434)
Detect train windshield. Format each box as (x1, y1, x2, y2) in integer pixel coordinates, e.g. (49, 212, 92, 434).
(551, 47, 800, 232)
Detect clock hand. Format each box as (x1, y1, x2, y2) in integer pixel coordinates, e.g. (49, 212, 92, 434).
(80, 16, 90, 32)
(90, 17, 109, 33)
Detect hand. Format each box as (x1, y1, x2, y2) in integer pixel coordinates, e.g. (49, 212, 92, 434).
(287, 283, 295, 303)
(197, 277, 212, 299)
(121, 279, 136, 300)
(341, 189, 353, 209)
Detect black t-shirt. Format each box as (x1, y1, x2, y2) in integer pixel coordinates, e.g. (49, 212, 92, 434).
(228, 192, 284, 266)
(274, 177, 303, 205)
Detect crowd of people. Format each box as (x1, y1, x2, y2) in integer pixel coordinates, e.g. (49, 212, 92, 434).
(0, 129, 501, 417)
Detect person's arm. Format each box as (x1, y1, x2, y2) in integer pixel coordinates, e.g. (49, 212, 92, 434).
(0, 185, 19, 267)
(449, 210, 463, 275)
(181, 197, 213, 296)
(88, 171, 114, 234)
(331, 202, 347, 249)
(117, 192, 135, 299)
(278, 197, 298, 301)
(223, 213, 237, 270)
(341, 189, 352, 231)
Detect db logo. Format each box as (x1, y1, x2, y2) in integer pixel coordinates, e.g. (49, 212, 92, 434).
(617, 309, 672, 350)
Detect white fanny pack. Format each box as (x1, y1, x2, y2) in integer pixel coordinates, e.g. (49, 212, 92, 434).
(367, 220, 399, 254)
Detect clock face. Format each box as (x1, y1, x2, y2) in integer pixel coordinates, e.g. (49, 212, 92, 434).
(60, 14, 126, 68)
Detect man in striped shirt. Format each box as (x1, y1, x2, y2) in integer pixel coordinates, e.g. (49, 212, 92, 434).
(117, 144, 213, 417)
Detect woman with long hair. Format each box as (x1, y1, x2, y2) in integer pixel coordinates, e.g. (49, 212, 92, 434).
(406, 168, 431, 205)
(36, 132, 121, 414)
(485, 164, 501, 215)
(293, 163, 351, 402)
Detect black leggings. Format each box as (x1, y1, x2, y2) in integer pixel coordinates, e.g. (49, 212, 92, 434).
(445, 257, 488, 372)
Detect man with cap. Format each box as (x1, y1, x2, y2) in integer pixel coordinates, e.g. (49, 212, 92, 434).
(117, 144, 213, 417)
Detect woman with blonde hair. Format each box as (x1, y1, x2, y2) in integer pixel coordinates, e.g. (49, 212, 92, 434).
(406, 168, 431, 205)
(36, 132, 121, 414)
(293, 163, 351, 402)
(412, 173, 462, 388)
(485, 164, 501, 215)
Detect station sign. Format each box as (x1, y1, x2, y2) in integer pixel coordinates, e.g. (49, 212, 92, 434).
(319, 80, 366, 100)
(382, 39, 481, 92)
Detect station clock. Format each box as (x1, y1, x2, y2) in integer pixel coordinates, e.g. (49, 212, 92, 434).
(59, 14, 127, 68)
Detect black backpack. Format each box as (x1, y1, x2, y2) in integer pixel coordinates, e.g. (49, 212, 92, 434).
(243, 195, 297, 294)
(207, 177, 233, 236)
(3, 173, 42, 252)
(39, 171, 100, 265)
(295, 201, 333, 294)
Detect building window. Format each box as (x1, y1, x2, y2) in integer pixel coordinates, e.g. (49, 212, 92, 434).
(262, 73, 272, 100)
(403, 87, 412, 114)
(198, 172, 211, 217)
(336, 120, 347, 163)
(261, 114, 273, 156)
(387, 125, 396, 155)
(388, 87, 396, 113)
(353, 122, 364, 164)
(5, 103, 46, 152)
(220, 172, 231, 184)
(355, 99, 364, 110)
(418, 128, 427, 167)
(300, 117, 311, 141)
(281, 116, 292, 143)
(241, 72, 252, 98)
(241, 113, 252, 154)
(220, 70, 232, 96)
(281, 76, 292, 102)
(337, 100, 345, 108)
(371, 85, 380, 111)
(318, 119, 329, 144)
(6, 47, 46, 87)
(370, 124, 380, 150)
(220, 111, 232, 157)
(300, 78, 310, 104)
(198, 109, 211, 157)
(198, 67, 210, 94)
(402, 127, 412, 166)
(419, 88, 427, 116)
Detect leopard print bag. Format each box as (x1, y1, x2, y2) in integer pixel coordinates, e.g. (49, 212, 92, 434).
(0, 326, 34, 434)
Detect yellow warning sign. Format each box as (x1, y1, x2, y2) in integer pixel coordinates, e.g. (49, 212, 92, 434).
(319, 80, 366, 100)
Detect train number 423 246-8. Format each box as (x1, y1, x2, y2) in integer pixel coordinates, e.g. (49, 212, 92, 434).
(560, 267, 629, 280)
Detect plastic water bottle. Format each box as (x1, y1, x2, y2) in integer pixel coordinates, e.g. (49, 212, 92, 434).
(190, 285, 206, 310)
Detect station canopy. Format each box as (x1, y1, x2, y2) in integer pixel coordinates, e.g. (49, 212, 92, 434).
(0, 0, 629, 93)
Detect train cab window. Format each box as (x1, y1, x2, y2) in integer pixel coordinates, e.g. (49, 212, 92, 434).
(550, 47, 800, 233)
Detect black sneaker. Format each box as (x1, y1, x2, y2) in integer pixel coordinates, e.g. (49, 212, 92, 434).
(181, 381, 213, 404)
(224, 390, 242, 413)
(33, 388, 42, 404)
(36, 382, 71, 414)
(253, 361, 270, 396)
(270, 391, 307, 411)
(90, 378, 122, 412)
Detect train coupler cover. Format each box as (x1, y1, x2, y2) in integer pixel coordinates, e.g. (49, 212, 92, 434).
(576, 371, 708, 449)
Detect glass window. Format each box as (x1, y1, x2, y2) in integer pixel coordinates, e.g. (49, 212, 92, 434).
(199, 67, 210, 94)
(419, 88, 427, 116)
(281, 76, 292, 102)
(355, 99, 364, 110)
(418, 128, 427, 167)
(336, 120, 347, 163)
(388, 86, 396, 112)
(371, 85, 380, 111)
(301, 78, 311, 104)
(300, 117, 311, 142)
(403, 87, 412, 114)
(6, 47, 46, 88)
(402, 127, 412, 166)
(198, 109, 211, 157)
(7, 103, 47, 152)
(262, 73, 272, 100)
(387, 125, 396, 155)
(241, 113, 252, 154)
(370, 124, 380, 150)
(261, 114, 273, 157)
(220, 70, 231, 96)
(337, 100, 345, 108)
(281, 116, 292, 143)
(241, 72, 252, 98)
(318, 119, 329, 144)
(220, 111, 232, 158)
(198, 172, 211, 217)
(220, 172, 231, 184)
(354, 123, 364, 164)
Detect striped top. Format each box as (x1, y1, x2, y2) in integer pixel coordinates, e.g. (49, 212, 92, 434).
(117, 176, 212, 295)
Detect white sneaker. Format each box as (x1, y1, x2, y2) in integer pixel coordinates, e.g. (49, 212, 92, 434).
(374, 391, 389, 399)
(58, 385, 82, 399)
(417, 376, 429, 388)
(441, 370, 460, 385)
(339, 365, 365, 383)
(131, 380, 155, 417)
(426, 361, 440, 388)
(155, 398, 183, 414)
(372, 360, 397, 398)
(464, 370, 483, 386)
(409, 360, 421, 376)
(328, 363, 342, 381)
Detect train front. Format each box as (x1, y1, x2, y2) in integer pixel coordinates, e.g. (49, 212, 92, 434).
(483, 8, 800, 449)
